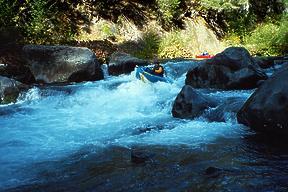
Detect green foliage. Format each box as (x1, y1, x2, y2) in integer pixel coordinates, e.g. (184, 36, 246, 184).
(243, 14, 288, 56)
(24, 0, 77, 44)
(158, 31, 190, 58)
(0, 0, 78, 44)
(156, 0, 181, 26)
(223, 33, 243, 46)
(24, 0, 49, 43)
(102, 23, 114, 38)
(0, 0, 286, 57)
(134, 30, 161, 59)
(274, 14, 288, 53)
(0, 0, 16, 27)
(0, 0, 31, 28)
(200, 0, 249, 11)
(244, 23, 279, 55)
(224, 12, 257, 41)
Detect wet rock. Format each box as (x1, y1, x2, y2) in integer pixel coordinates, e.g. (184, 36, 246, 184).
(108, 52, 149, 76)
(172, 85, 217, 119)
(186, 47, 268, 90)
(0, 63, 35, 84)
(0, 43, 36, 84)
(271, 61, 288, 75)
(205, 97, 246, 122)
(23, 45, 103, 84)
(253, 56, 288, 69)
(0, 64, 7, 73)
(237, 67, 288, 136)
(0, 76, 28, 104)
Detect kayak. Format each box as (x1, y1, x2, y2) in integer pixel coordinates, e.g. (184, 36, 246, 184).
(135, 66, 169, 83)
(195, 55, 214, 59)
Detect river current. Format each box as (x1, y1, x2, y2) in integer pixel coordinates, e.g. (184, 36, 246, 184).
(0, 62, 287, 191)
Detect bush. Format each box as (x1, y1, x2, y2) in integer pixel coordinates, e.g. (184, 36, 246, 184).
(0, 0, 78, 44)
(0, 0, 17, 27)
(156, 0, 181, 26)
(199, 0, 249, 11)
(23, 0, 77, 44)
(274, 14, 288, 54)
(134, 30, 161, 59)
(158, 31, 192, 58)
(243, 13, 288, 56)
(23, 0, 50, 44)
(244, 23, 279, 55)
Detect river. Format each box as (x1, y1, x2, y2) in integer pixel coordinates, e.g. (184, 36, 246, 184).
(0, 62, 288, 191)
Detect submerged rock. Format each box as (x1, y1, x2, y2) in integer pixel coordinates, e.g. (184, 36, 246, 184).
(237, 67, 288, 136)
(172, 85, 217, 119)
(108, 52, 149, 76)
(205, 166, 224, 178)
(23, 45, 103, 84)
(186, 47, 268, 90)
(131, 149, 154, 164)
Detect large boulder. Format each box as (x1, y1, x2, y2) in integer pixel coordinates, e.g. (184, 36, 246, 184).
(108, 52, 149, 76)
(0, 76, 28, 104)
(23, 45, 103, 84)
(185, 47, 268, 90)
(172, 85, 217, 119)
(237, 68, 288, 135)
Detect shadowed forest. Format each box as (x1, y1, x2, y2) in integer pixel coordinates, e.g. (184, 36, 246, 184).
(0, 0, 287, 60)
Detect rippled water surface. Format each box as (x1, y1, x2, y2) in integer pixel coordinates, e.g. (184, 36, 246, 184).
(0, 63, 288, 191)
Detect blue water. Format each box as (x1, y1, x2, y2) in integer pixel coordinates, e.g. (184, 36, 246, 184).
(0, 62, 288, 191)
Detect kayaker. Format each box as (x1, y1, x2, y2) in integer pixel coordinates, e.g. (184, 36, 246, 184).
(202, 51, 209, 56)
(152, 61, 164, 77)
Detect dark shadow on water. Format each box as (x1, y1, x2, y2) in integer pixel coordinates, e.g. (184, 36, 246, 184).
(5, 137, 288, 192)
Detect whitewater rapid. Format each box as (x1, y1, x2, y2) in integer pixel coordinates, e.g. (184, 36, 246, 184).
(0, 63, 253, 190)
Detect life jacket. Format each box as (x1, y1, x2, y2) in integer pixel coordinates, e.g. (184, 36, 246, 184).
(153, 65, 164, 76)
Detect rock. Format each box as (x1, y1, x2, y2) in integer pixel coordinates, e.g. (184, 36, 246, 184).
(205, 97, 246, 122)
(108, 52, 149, 76)
(271, 61, 288, 75)
(0, 44, 36, 84)
(253, 56, 288, 69)
(0, 76, 28, 104)
(186, 47, 268, 89)
(172, 85, 217, 119)
(0, 63, 35, 84)
(23, 45, 103, 84)
(237, 67, 288, 135)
